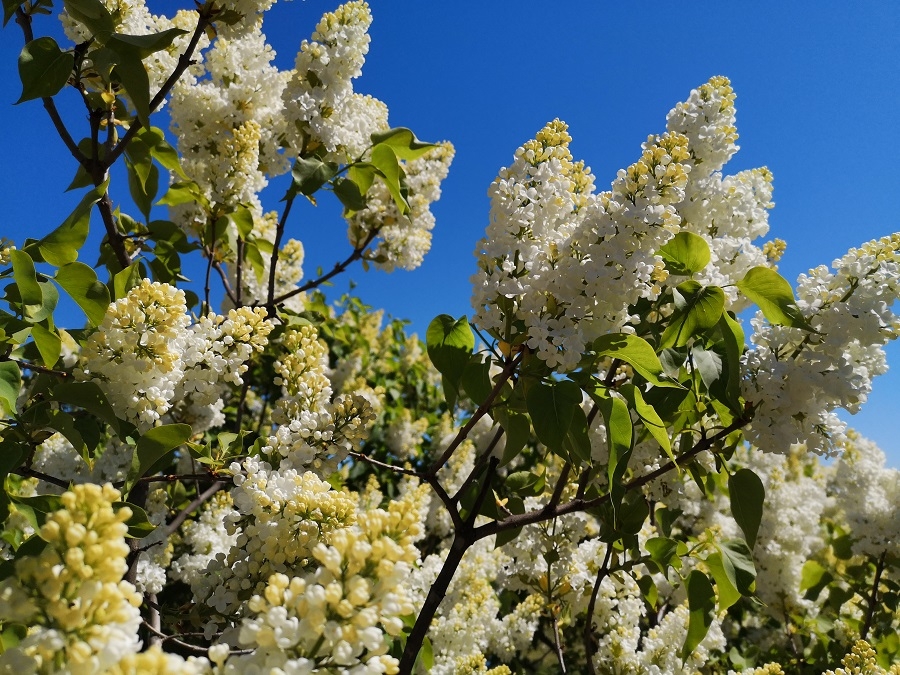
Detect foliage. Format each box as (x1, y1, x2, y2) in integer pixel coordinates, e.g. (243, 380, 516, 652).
(0, 1, 898, 673)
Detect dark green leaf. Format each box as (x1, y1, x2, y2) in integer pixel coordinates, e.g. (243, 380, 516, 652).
(461, 354, 491, 405)
(592, 333, 681, 388)
(426, 315, 473, 407)
(525, 378, 582, 452)
(496, 410, 530, 467)
(658, 231, 711, 276)
(106, 28, 187, 58)
(333, 176, 367, 211)
(729, 468, 765, 549)
(563, 405, 592, 464)
(3, 0, 21, 27)
(16, 37, 73, 103)
(115, 501, 157, 538)
(126, 157, 159, 220)
(660, 281, 725, 348)
(290, 156, 336, 197)
(0, 361, 21, 418)
(716, 312, 745, 413)
(63, 0, 115, 39)
(692, 346, 723, 391)
(737, 266, 813, 330)
(505, 470, 542, 497)
(51, 381, 120, 433)
(25, 180, 106, 267)
(596, 391, 633, 489)
(681, 570, 716, 661)
(55, 261, 111, 327)
(128, 423, 192, 485)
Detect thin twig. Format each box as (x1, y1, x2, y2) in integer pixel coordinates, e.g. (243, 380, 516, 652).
(14, 468, 69, 489)
(106, 11, 213, 166)
(161, 480, 226, 540)
(427, 352, 523, 477)
(266, 195, 295, 309)
(584, 543, 613, 675)
(451, 426, 505, 503)
(10, 359, 71, 378)
(551, 613, 567, 674)
(861, 551, 887, 641)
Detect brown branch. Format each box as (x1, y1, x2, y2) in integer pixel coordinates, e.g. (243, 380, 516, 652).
(267, 228, 380, 309)
(451, 426, 505, 503)
(861, 550, 887, 641)
(106, 11, 212, 167)
(266, 194, 295, 309)
(97, 192, 131, 270)
(14, 468, 69, 489)
(161, 480, 226, 540)
(10, 359, 71, 378)
(472, 414, 750, 541)
(584, 543, 613, 675)
(426, 352, 523, 477)
(14, 8, 86, 166)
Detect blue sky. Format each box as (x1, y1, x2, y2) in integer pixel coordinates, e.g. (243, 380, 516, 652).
(2, 0, 899, 464)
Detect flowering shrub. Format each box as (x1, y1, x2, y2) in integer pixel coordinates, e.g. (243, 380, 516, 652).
(1, 1, 898, 673)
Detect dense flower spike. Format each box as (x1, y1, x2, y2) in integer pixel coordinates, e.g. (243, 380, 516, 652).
(743, 234, 900, 455)
(0, 485, 142, 673)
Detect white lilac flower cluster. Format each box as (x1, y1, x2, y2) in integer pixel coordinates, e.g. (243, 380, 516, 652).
(666, 77, 778, 310)
(742, 234, 900, 455)
(169, 25, 291, 234)
(0, 484, 144, 673)
(32, 433, 132, 493)
(169, 491, 240, 585)
(263, 325, 377, 475)
(79, 280, 273, 432)
(471, 117, 690, 371)
(209, 480, 428, 673)
(281, 1, 386, 160)
(194, 460, 357, 615)
(348, 142, 456, 272)
(829, 432, 900, 560)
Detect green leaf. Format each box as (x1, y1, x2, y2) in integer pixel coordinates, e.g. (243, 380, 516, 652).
(719, 539, 757, 596)
(333, 176, 367, 212)
(658, 231, 711, 276)
(563, 405, 592, 464)
(157, 180, 206, 207)
(16, 37, 73, 103)
(461, 354, 492, 405)
(25, 180, 106, 267)
(716, 312, 745, 413)
(645, 537, 682, 575)
(592, 333, 681, 388)
(495, 410, 530, 467)
(660, 281, 725, 348)
(114, 501, 157, 538)
(44, 409, 88, 458)
(729, 468, 765, 549)
(370, 127, 436, 161)
(369, 144, 409, 215)
(101, 44, 152, 127)
(106, 28, 187, 58)
(416, 635, 434, 671)
(691, 346, 723, 391)
(290, 156, 336, 197)
(525, 378, 582, 453)
(126, 157, 159, 220)
(55, 262, 111, 327)
(137, 127, 188, 180)
(505, 470, 542, 497)
(50, 381, 120, 433)
(63, 0, 115, 39)
(9, 250, 43, 311)
(31, 324, 61, 368)
(3, 0, 20, 27)
(596, 391, 634, 490)
(681, 570, 716, 661)
(706, 551, 742, 611)
(618, 383, 673, 462)
(0, 361, 21, 418)
(426, 315, 473, 407)
(799, 559, 832, 594)
(128, 423, 192, 485)
(113, 262, 142, 300)
(737, 266, 812, 330)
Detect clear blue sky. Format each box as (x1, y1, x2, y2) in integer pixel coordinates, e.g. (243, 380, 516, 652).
(2, 1, 899, 464)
